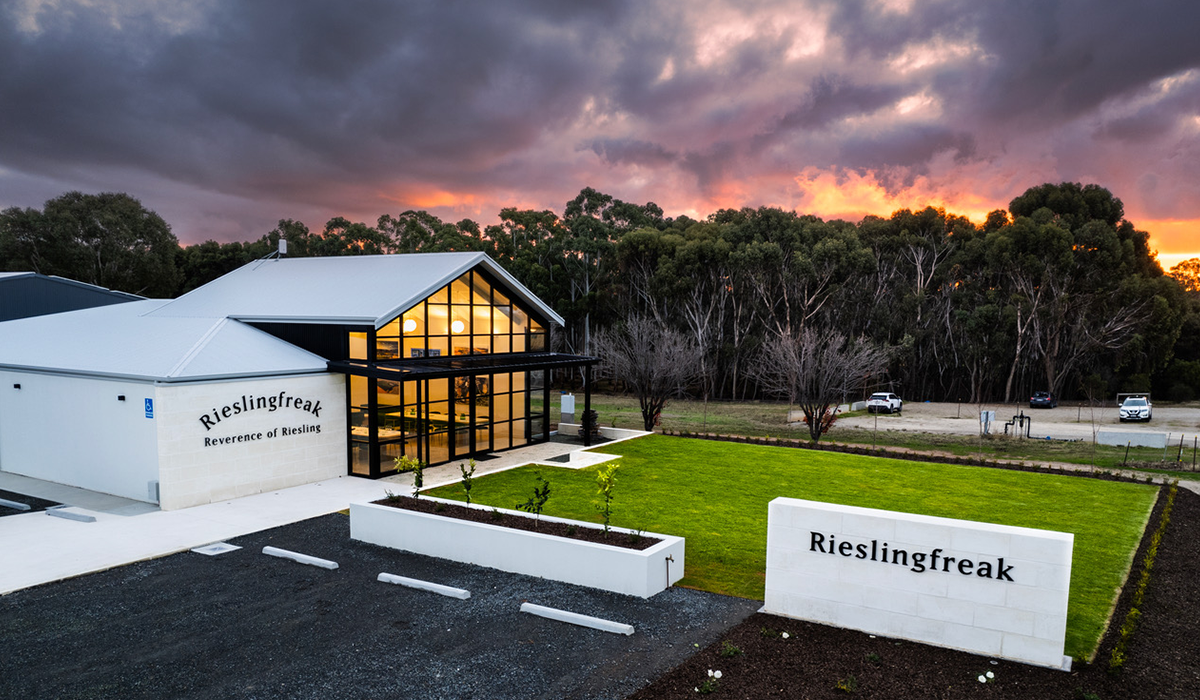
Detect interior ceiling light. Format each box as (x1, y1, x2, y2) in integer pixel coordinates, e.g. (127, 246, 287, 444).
(451, 320, 466, 334)
(403, 318, 417, 333)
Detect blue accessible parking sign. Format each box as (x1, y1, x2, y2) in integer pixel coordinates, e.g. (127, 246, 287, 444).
(145, 398, 154, 418)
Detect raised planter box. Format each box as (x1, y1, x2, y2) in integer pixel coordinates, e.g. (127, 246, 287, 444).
(350, 497, 685, 598)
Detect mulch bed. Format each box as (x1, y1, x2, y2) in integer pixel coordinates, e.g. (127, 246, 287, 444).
(626, 486, 1200, 699)
(373, 496, 662, 550)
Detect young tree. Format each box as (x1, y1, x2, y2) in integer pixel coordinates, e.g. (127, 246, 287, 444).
(593, 315, 703, 431)
(751, 328, 891, 442)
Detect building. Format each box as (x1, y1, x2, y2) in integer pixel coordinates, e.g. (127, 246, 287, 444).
(0, 271, 142, 321)
(0, 253, 596, 510)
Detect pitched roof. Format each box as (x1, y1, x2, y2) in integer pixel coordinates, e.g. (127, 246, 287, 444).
(0, 301, 328, 382)
(148, 252, 564, 328)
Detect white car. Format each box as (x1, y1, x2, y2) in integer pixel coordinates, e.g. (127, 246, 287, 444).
(1119, 396, 1152, 422)
(866, 392, 903, 414)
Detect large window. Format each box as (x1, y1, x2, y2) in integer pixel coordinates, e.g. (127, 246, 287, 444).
(345, 267, 553, 475)
(375, 270, 546, 361)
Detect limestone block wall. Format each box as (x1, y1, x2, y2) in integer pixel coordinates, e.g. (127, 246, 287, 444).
(764, 497, 1074, 669)
(156, 373, 346, 510)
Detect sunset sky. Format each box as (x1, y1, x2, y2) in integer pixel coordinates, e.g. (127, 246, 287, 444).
(1, 0, 1198, 268)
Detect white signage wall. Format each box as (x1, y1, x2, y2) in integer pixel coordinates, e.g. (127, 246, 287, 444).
(764, 498, 1074, 670)
(155, 373, 346, 510)
(0, 370, 160, 502)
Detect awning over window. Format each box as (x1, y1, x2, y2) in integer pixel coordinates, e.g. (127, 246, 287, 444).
(328, 352, 599, 380)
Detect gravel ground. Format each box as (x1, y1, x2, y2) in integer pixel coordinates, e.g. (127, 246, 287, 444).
(832, 401, 1200, 443)
(0, 513, 759, 700)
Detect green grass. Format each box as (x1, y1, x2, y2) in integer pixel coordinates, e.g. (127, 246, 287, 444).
(544, 392, 1197, 473)
(427, 434, 1158, 661)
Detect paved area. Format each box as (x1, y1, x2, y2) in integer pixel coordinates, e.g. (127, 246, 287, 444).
(0, 428, 646, 595)
(1, 513, 758, 700)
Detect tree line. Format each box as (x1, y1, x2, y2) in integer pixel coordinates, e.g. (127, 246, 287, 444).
(3, 184, 1199, 408)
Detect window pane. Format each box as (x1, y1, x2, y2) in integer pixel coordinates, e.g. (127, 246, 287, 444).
(402, 303, 425, 335)
(403, 337, 425, 358)
(511, 334, 526, 352)
(348, 332, 368, 360)
(494, 373, 510, 394)
(493, 421, 511, 450)
(380, 441, 405, 468)
(475, 427, 491, 451)
(531, 318, 544, 332)
(473, 305, 491, 337)
(512, 372, 526, 391)
(429, 285, 449, 304)
(350, 443, 371, 476)
(494, 289, 510, 306)
(426, 336, 449, 357)
(512, 419, 528, 446)
(512, 396, 526, 419)
(376, 338, 399, 360)
(493, 392, 510, 421)
(470, 273, 491, 305)
(403, 380, 418, 404)
(455, 428, 471, 454)
(451, 335, 471, 356)
(530, 333, 546, 352)
(493, 334, 510, 353)
(451, 274, 471, 304)
(428, 432, 449, 465)
(513, 307, 528, 333)
(427, 304, 449, 335)
(450, 305, 470, 335)
(492, 306, 512, 334)
(427, 379, 449, 402)
(378, 318, 400, 338)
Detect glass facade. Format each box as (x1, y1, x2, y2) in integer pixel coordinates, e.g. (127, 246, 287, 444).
(345, 268, 554, 476)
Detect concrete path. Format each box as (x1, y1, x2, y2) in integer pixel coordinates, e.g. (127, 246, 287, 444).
(0, 428, 647, 595)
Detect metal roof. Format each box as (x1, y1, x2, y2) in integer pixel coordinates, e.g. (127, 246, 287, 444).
(0, 301, 328, 383)
(148, 252, 564, 329)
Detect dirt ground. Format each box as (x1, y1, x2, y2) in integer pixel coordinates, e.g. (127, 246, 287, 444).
(830, 401, 1200, 444)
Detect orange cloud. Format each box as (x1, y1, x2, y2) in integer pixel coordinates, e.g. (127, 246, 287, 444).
(1133, 219, 1200, 268)
(791, 168, 1000, 223)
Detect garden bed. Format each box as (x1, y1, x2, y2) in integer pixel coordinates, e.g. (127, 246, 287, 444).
(371, 495, 661, 550)
(350, 496, 685, 598)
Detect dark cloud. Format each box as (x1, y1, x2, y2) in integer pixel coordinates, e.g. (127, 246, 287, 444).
(1, 0, 1199, 245)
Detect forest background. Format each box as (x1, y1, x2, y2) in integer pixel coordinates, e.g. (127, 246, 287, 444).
(2, 182, 1198, 406)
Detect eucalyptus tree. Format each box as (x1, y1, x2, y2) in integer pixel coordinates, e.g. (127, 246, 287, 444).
(0, 191, 180, 297)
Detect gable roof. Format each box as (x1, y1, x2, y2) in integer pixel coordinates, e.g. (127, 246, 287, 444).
(0, 300, 328, 383)
(147, 252, 564, 329)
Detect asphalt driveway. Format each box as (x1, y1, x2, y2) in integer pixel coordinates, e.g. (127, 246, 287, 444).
(0, 513, 758, 700)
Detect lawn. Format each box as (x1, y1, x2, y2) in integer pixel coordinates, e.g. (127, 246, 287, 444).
(426, 434, 1159, 661)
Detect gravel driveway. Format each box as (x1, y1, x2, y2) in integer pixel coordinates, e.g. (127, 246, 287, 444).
(0, 514, 758, 700)
(834, 401, 1200, 443)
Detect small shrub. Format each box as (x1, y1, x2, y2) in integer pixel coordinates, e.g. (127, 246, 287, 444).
(383, 489, 402, 503)
(865, 652, 881, 665)
(566, 524, 577, 537)
(719, 640, 743, 657)
(595, 463, 618, 534)
(516, 475, 552, 525)
(490, 508, 502, 521)
(835, 675, 857, 693)
(433, 502, 445, 512)
(459, 458, 477, 506)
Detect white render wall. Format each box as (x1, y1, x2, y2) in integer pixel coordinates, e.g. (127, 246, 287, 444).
(155, 373, 346, 510)
(0, 370, 160, 502)
(765, 498, 1074, 669)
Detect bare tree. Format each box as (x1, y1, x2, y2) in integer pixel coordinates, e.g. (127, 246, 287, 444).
(593, 315, 703, 431)
(751, 329, 892, 442)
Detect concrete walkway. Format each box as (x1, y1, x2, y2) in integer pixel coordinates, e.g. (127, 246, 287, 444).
(0, 428, 647, 596)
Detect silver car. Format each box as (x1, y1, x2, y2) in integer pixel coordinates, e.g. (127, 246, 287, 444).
(1119, 396, 1152, 422)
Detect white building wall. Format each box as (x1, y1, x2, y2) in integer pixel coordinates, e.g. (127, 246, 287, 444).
(155, 373, 346, 510)
(0, 370, 161, 502)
